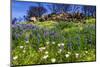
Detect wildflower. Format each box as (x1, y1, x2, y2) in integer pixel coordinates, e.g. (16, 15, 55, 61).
(85, 51, 88, 54)
(65, 54, 70, 58)
(42, 55, 48, 59)
(58, 43, 64, 47)
(58, 49, 62, 53)
(61, 43, 64, 46)
(46, 41, 49, 45)
(23, 50, 26, 53)
(75, 53, 79, 58)
(51, 58, 56, 63)
(58, 43, 61, 47)
(52, 41, 55, 44)
(13, 56, 18, 60)
(20, 46, 23, 49)
(26, 40, 29, 43)
(45, 51, 48, 54)
(39, 47, 46, 52)
(39, 47, 46, 50)
(68, 52, 71, 54)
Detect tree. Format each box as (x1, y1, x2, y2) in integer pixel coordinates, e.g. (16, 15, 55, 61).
(48, 3, 70, 14)
(26, 6, 47, 21)
(23, 15, 28, 21)
(83, 6, 96, 17)
(61, 4, 70, 13)
(12, 18, 17, 24)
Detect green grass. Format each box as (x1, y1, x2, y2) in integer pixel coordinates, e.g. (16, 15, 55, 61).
(11, 18, 96, 66)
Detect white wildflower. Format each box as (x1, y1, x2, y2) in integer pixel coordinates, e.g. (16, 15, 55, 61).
(43, 55, 48, 59)
(39, 47, 46, 52)
(51, 58, 56, 63)
(52, 41, 55, 44)
(45, 51, 48, 54)
(23, 50, 26, 53)
(13, 56, 18, 60)
(46, 41, 50, 45)
(39, 47, 46, 50)
(20, 46, 23, 49)
(65, 54, 70, 58)
(58, 43, 64, 47)
(68, 52, 71, 54)
(58, 43, 60, 46)
(75, 53, 79, 58)
(26, 40, 29, 43)
(58, 49, 62, 53)
(85, 51, 88, 54)
(61, 43, 64, 46)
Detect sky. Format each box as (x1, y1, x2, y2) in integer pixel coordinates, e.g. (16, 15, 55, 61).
(12, 0, 54, 19)
(12, 0, 95, 20)
(12, 0, 39, 19)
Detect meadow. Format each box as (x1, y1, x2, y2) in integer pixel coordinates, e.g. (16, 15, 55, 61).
(11, 17, 96, 66)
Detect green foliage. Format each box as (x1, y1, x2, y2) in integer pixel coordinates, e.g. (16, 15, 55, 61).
(11, 18, 96, 66)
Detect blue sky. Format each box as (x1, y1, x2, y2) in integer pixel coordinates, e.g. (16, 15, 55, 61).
(12, 0, 54, 19)
(12, 1, 40, 19)
(12, 0, 91, 19)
